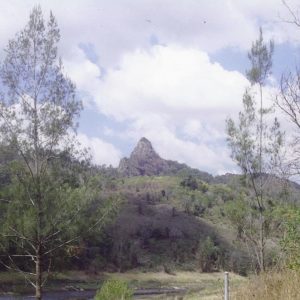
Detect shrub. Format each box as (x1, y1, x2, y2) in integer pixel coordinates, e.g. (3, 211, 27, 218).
(180, 175, 198, 190)
(94, 278, 133, 300)
(197, 237, 220, 272)
(281, 208, 300, 270)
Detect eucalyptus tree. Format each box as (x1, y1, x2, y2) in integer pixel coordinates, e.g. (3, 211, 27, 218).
(226, 29, 283, 272)
(0, 7, 116, 299)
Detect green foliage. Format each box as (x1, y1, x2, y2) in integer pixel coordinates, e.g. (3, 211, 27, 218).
(226, 91, 282, 177)
(197, 237, 221, 272)
(246, 27, 274, 85)
(226, 28, 280, 182)
(0, 7, 120, 296)
(281, 208, 300, 270)
(225, 28, 283, 273)
(180, 175, 198, 190)
(224, 197, 247, 228)
(95, 279, 133, 300)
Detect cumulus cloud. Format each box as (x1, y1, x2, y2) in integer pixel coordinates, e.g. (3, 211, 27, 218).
(86, 45, 249, 174)
(62, 44, 249, 173)
(63, 47, 102, 106)
(98, 45, 248, 119)
(1, 0, 298, 174)
(1, 0, 299, 66)
(77, 133, 122, 167)
(122, 115, 236, 175)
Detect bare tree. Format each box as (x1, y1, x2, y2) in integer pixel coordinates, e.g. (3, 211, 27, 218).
(281, 0, 300, 27)
(276, 71, 300, 174)
(275, 1, 300, 175)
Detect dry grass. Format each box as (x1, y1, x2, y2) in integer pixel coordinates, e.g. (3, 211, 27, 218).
(232, 269, 300, 300)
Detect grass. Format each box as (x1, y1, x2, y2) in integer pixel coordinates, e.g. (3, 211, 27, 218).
(0, 270, 103, 294)
(0, 270, 246, 299)
(231, 269, 300, 300)
(0, 271, 33, 295)
(104, 271, 246, 299)
(4, 269, 300, 299)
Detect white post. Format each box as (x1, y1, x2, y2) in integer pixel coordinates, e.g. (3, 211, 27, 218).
(224, 271, 229, 300)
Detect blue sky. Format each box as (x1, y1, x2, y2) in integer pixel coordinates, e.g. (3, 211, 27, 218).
(1, 0, 300, 174)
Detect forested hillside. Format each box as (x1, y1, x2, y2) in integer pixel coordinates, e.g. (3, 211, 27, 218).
(1, 137, 297, 278)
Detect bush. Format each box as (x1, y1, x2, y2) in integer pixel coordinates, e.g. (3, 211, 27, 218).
(95, 279, 133, 300)
(197, 237, 220, 272)
(281, 208, 300, 270)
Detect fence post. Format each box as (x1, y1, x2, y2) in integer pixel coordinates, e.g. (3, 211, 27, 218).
(224, 271, 229, 300)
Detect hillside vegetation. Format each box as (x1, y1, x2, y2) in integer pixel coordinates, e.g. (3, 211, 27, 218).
(1, 137, 299, 297)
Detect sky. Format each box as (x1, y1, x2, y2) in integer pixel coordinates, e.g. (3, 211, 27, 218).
(1, 0, 300, 175)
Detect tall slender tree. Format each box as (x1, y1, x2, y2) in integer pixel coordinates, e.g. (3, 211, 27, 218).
(0, 7, 116, 299)
(226, 29, 283, 272)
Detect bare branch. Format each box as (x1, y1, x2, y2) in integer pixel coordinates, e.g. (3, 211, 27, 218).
(281, 0, 300, 27)
(0, 257, 36, 288)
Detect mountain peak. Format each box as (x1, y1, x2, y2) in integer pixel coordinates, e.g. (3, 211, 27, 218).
(130, 137, 159, 160)
(118, 137, 167, 176)
(139, 137, 151, 144)
(118, 137, 214, 181)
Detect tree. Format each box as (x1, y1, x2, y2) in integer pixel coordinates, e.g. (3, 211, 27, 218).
(276, 0, 300, 174)
(226, 29, 283, 272)
(276, 71, 300, 175)
(0, 7, 116, 299)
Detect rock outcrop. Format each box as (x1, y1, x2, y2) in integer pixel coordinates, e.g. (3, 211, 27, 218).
(118, 137, 213, 181)
(118, 137, 169, 176)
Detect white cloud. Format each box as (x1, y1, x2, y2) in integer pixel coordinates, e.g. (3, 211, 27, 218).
(98, 45, 248, 120)
(1, 1, 299, 174)
(63, 47, 102, 106)
(87, 45, 250, 174)
(77, 133, 122, 167)
(1, 0, 300, 66)
(123, 116, 236, 175)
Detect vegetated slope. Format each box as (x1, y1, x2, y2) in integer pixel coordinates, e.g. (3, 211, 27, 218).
(83, 138, 299, 275)
(117, 137, 299, 202)
(94, 176, 250, 274)
(214, 172, 300, 205)
(1, 138, 297, 275)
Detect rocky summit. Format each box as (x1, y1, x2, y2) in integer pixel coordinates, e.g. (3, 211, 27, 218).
(118, 137, 213, 180)
(118, 137, 169, 176)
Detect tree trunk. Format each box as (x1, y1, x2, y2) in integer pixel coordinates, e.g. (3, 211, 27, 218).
(259, 84, 265, 273)
(36, 246, 42, 300)
(259, 213, 265, 272)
